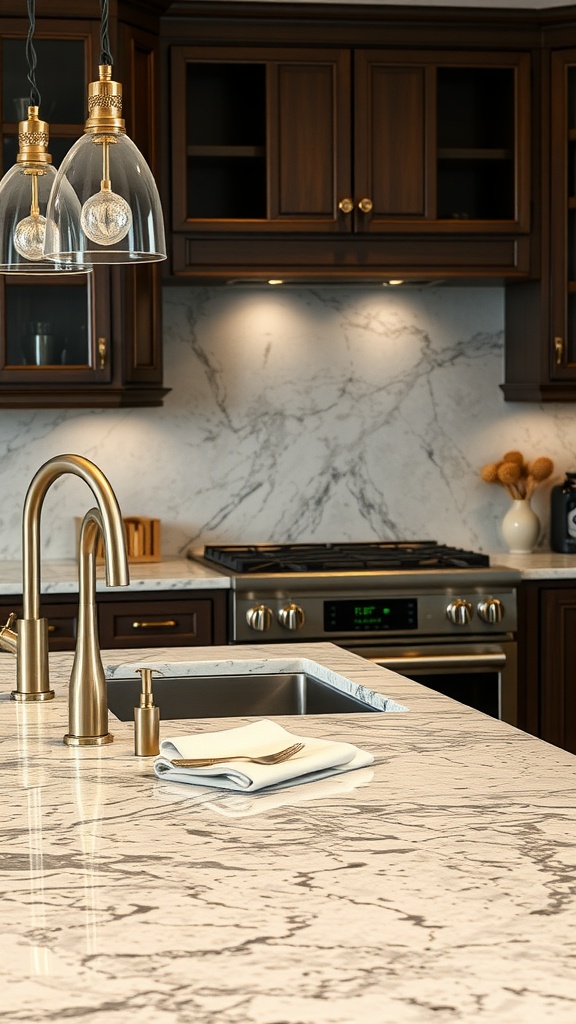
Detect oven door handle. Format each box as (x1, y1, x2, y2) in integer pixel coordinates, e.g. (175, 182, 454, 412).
(367, 651, 507, 671)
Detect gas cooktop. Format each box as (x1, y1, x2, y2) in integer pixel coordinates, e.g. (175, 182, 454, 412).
(201, 542, 490, 574)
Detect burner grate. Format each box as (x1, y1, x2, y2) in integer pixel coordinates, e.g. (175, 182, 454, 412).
(202, 542, 490, 574)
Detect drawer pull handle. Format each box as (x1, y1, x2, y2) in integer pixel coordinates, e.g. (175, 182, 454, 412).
(554, 336, 564, 366)
(132, 619, 177, 630)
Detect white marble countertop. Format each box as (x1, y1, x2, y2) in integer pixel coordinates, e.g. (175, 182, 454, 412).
(2, 552, 576, 597)
(1, 641, 575, 1023)
(0, 557, 229, 595)
(490, 550, 576, 579)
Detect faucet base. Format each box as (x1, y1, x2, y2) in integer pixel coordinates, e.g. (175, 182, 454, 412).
(63, 732, 114, 746)
(11, 689, 55, 701)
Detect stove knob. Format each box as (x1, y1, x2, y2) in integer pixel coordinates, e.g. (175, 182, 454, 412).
(477, 597, 504, 624)
(278, 603, 306, 631)
(246, 604, 273, 632)
(446, 598, 473, 625)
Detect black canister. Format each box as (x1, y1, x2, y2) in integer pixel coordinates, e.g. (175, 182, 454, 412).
(551, 471, 576, 552)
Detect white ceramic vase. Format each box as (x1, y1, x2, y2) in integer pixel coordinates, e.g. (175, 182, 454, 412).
(501, 499, 540, 554)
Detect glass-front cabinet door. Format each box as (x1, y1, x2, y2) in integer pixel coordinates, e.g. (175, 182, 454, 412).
(0, 24, 111, 388)
(353, 50, 530, 235)
(550, 49, 576, 383)
(170, 45, 352, 234)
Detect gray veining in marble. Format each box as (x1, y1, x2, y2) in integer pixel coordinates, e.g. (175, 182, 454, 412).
(1, 641, 576, 1024)
(1, 285, 576, 562)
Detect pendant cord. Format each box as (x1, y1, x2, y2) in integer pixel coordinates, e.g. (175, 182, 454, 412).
(99, 0, 113, 66)
(25, 0, 40, 109)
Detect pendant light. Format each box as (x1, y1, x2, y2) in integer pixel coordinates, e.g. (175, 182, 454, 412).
(43, 0, 166, 265)
(0, 0, 87, 274)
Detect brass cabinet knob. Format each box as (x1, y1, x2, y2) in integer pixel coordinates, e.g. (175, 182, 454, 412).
(554, 336, 564, 366)
(358, 197, 373, 214)
(338, 198, 354, 214)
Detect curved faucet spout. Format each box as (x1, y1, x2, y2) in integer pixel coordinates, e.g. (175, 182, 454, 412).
(22, 453, 129, 621)
(13, 454, 129, 705)
(66, 508, 114, 746)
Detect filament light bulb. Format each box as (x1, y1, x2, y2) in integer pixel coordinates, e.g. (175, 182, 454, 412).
(80, 135, 132, 246)
(80, 187, 132, 245)
(13, 212, 46, 261)
(13, 168, 45, 261)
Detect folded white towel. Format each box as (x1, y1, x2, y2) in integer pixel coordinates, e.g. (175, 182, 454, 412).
(153, 719, 374, 793)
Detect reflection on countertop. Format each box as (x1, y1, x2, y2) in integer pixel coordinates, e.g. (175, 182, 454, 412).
(1, 641, 576, 1023)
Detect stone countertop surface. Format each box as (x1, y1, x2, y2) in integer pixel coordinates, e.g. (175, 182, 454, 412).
(1, 642, 575, 1024)
(2, 552, 576, 596)
(0, 557, 230, 595)
(490, 550, 576, 579)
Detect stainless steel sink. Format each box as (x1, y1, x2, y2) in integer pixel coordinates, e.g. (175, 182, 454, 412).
(107, 671, 385, 721)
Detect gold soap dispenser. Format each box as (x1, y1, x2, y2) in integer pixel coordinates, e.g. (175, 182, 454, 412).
(134, 667, 160, 757)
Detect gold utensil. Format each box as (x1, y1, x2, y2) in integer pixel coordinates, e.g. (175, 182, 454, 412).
(170, 741, 305, 768)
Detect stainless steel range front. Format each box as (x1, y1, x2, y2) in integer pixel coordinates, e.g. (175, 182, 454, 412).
(193, 543, 521, 724)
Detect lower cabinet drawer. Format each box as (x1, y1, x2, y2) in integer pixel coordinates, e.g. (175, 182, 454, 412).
(0, 598, 78, 652)
(98, 598, 216, 648)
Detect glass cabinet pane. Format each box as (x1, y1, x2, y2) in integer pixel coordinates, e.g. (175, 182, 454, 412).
(185, 62, 266, 218)
(2, 39, 86, 124)
(436, 67, 515, 220)
(5, 281, 91, 367)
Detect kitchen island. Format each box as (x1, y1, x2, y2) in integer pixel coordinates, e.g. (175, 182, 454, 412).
(1, 642, 575, 1024)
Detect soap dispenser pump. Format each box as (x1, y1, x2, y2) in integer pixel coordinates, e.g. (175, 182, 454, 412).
(134, 667, 160, 756)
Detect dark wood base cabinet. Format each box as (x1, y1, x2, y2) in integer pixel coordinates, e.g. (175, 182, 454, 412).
(518, 580, 576, 755)
(0, 591, 228, 653)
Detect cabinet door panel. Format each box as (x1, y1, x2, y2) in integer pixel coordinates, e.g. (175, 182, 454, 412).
(274, 63, 340, 218)
(171, 46, 351, 234)
(355, 50, 530, 237)
(360, 64, 426, 218)
(540, 589, 576, 754)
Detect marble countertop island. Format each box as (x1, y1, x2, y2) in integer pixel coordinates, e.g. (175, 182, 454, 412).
(1, 642, 575, 1024)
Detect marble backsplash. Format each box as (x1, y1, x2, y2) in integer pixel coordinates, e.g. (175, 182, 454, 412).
(1, 284, 575, 562)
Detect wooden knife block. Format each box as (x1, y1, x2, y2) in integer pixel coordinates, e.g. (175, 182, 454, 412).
(77, 516, 161, 563)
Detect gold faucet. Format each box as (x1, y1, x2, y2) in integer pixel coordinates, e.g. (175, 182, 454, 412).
(3, 455, 129, 744)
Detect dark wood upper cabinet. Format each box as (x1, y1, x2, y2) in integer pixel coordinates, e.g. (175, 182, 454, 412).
(505, 33, 576, 401)
(165, 31, 532, 282)
(0, 5, 169, 408)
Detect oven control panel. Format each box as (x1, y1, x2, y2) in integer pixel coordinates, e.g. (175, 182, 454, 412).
(235, 590, 516, 643)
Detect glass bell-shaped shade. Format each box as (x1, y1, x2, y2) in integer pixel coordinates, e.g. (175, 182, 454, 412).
(0, 111, 88, 275)
(43, 131, 166, 265)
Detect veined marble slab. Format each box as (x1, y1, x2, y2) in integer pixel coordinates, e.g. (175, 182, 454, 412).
(0, 556, 230, 596)
(1, 641, 575, 1024)
(490, 550, 576, 579)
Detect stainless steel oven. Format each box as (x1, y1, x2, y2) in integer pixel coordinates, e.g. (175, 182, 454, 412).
(339, 638, 517, 722)
(192, 543, 521, 725)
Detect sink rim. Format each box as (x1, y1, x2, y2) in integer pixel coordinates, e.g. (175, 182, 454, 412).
(105, 657, 408, 714)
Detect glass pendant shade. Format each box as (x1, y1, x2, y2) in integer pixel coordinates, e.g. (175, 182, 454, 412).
(0, 108, 87, 274)
(43, 67, 166, 265)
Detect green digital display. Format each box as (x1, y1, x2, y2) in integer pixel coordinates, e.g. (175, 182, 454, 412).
(324, 598, 418, 632)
